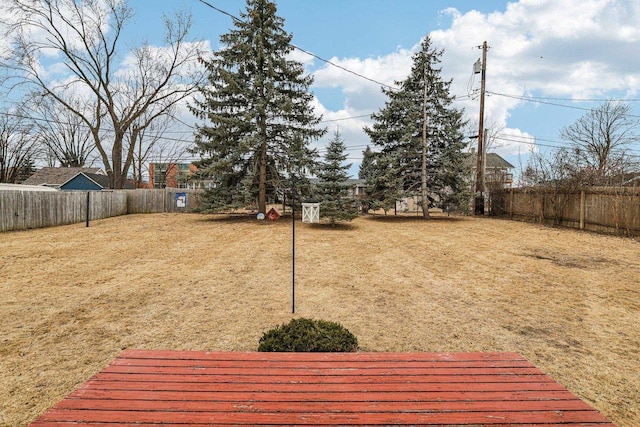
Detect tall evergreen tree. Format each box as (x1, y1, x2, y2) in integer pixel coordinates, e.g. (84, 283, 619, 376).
(357, 145, 376, 213)
(358, 145, 376, 181)
(190, 0, 324, 213)
(364, 36, 467, 217)
(316, 130, 358, 225)
(364, 152, 403, 215)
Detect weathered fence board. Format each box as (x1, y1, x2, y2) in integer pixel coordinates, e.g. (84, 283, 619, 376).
(126, 189, 201, 214)
(1, 189, 201, 232)
(492, 187, 640, 235)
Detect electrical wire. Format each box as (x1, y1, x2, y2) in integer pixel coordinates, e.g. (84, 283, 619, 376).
(196, 0, 399, 91)
(10, 0, 640, 166)
(496, 93, 640, 102)
(488, 91, 640, 119)
(493, 134, 640, 160)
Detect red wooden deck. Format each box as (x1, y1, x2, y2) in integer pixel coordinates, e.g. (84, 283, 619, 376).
(30, 350, 615, 426)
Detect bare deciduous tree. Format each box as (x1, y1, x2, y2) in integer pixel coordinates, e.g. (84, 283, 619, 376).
(0, 0, 206, 188)
(560, 101, 639, 184)
(522, 148, 589, 225)
(0, 108, 37, 183)
(32, 95, 97, 167)
(129, 112, 189, 188)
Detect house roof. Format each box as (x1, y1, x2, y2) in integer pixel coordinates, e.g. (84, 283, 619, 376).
(22, 167, 104, 187)
(464, 152, 515, 169)
(310, 178, 366, 186)
(59, 172, 109, 189)
(58, 172, 136, 190)
(0, 183, 60, 192)
(84, 173, 111, 188)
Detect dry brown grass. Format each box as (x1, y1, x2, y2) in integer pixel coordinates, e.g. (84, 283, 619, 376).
(1, 213, 638, 426)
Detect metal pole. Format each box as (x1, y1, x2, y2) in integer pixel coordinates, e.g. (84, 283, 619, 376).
(292, 193, 295, 314)
(85, 191, 90, 227)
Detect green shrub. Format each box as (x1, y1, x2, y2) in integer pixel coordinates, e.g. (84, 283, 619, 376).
(258, 318, 358, 352)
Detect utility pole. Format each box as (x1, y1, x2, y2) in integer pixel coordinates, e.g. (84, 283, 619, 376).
(421, 61, 429, 218)
(474, 41, 488, 215)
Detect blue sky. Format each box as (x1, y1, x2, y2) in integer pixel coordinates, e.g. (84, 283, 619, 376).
(11, 0, 640, 178)
(157, 0, 640, 177)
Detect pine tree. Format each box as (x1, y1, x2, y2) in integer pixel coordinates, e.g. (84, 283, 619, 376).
(357, 145, 376, 213)
(316, 129, 358, 225)
(364, 36, 467, 217)
(190, 0, 324, 213)
(364, 152, 403, 215)
(358, 145, 376, 180)
(16, 156, 36, 183)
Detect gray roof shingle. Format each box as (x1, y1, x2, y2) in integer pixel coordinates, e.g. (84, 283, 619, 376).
(22, 167, 104, 187)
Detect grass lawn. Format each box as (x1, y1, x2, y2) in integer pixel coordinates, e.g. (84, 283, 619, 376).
(1, 213, 638, 426)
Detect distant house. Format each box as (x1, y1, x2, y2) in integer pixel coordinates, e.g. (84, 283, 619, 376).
(22, 167, 103, 188)
(0, 183, 60, 192)
(346, 179, 368, 198)
(60, 172, 111, 191)
(464, 150, 515, 215)
(148, 163, 200, 189)
(21, 167, 135, 190)
(464, 150, 515, 190)
(309, 178, 368, 198)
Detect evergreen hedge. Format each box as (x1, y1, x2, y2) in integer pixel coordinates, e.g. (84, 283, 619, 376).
(258, 318, 358, 352)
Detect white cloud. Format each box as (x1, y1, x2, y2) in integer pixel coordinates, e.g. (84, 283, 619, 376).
(313, 49, 412, 92)
(311, 96, 374, 170)
(491, 128, 538, 156)
(433, 0, 640, 97)
(308, 0, 640, 171)
(287, 47, 315, 67)
(310, 48, 416, 165)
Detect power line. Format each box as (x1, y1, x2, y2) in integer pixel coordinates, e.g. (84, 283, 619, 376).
(488, 91, 640, 118)
(493, 135, 566, 150)
(319, 114, 372, 123)
(495, 93, 640, 102)
(195, 0, 399, 91)
(195, 0, 239, 22)
(291, 44, 397, 90)
(493, 134, 640, 160)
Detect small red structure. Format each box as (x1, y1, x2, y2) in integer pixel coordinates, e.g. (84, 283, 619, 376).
(29, 350, 615, 426)
(266, 207, 280, 221)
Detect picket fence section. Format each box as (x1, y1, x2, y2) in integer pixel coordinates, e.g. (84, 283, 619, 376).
(1, 189, 202, 232)
(491, 187, 640, 236)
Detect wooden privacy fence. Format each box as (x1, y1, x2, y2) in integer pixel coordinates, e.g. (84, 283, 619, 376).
(127, 189, 202, 214)
(490, 187, 640, 235)
(1, 189, 202, 232)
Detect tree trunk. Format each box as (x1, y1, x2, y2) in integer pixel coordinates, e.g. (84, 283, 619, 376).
(421, 65, 429, 219)
(258, 138, 267, 214)
(111, 132, 124, 189)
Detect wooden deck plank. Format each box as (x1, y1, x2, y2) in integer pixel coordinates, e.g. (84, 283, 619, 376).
(118, 349, 527, 361)
(111, 358, 536, 369)
(30, 423, 616, 427)
(70, 389, 581, 402)
(29, 351, 615, 426)
(77, 379, 568, 392)
(30, 424, 617, 427)
(31, 408, 615, 425)
(90, 372, 553, 384)
(101, 365, 546, 376)
(53, 398, 599, 413)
